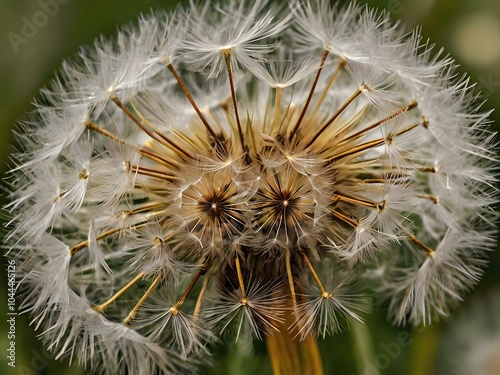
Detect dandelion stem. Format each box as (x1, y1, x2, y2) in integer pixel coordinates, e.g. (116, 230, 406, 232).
(193, 276, 210, 319)
(301, 252, 328, 297)
(223, 50, 247, 155)
(267, 327, 324, 375)
(234, 256, 247, 300)
(123, 274, 161, 325)
(290, 49, 330, 138)
(306, 87, 362, 149)
(93, 272, 144, 313)
(310, 57, 346, 119)
(167, 63, 225, 151)
(171, 267, 206, 315)
(267, 303, 324, 375)
(338, 100, 418, 145)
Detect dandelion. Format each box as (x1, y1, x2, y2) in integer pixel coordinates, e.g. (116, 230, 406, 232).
(3, 0, 497, 374)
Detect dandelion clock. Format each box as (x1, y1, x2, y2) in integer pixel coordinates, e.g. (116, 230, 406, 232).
(3, 0, 497, 374)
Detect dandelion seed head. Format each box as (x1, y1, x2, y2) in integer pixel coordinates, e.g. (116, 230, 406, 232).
(3, 0, 497, 374)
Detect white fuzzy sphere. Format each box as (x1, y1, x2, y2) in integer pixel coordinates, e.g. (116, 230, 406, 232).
(3, 1, 497, 374)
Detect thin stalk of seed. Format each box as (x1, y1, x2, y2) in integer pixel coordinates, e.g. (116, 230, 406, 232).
(123, 274, 162, 325)
(262, 87, 273, 135)
(246, 112, 259, 157)
(139, 149, 178, 168)
(234, 256, 247, 301)
(167, 63, 224, 151)
(306, 86, 363, 149)
(338, 100, 418, 145)
(86, 120, 125, 143)
(121, 202, 167, 216)
(86, 120, 175, 167)
(93, 272, 145, 313)
(170, 267, 205, 316)
(310, 58, 346, 119)
(223, 50, 247, 156)
(330, 121, 421, 161)
(281, 103, 297, 137)
(330, 137, 386, 161)
(70, 221, 151, 255)
(332, 192, 381, 210)
(418, 166, 438, 173)
(331, 210, 360, 228)
(302, 252, 331, 298)
(132, 103, 193, 160)
(361, 178, 394, 184)
(285, 250, 297, 308)
(393, 121, 423, 137)
(416, 194, 439, 204)
(130, 165, 178, 181)
(273, 86, 283, 131)
(408, 235, 436, 258)
(111, 94, 186, 155)
(220, 99, 240, 144)
(290, 49, 330, 138)
(193, 276, 210, 319)
(328, 104, 369, 141)
(206, 107, 226, 137)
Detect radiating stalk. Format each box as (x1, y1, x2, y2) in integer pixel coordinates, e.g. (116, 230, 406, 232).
(93, 272, 144, 313)
(273, 86, 283, 131)
(123, 274, 161, 324)
(290, 49, 330, 138)
(167, 63, 226, 152)
(306, 87, 362, 149)
(223, 50, 247, 155)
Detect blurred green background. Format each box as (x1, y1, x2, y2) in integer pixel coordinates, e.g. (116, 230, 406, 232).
(0, 0, 499, 374)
